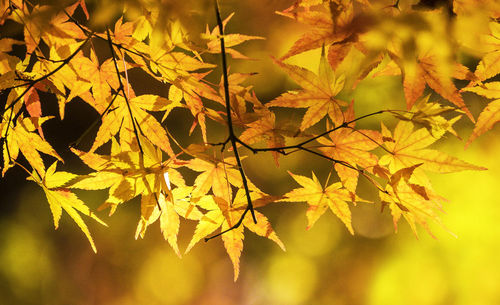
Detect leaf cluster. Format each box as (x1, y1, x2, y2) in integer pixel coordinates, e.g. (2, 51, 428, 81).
(0, 0, 497, 280)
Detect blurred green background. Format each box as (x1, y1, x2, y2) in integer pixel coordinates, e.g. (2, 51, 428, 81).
(1, 1, 500, 304)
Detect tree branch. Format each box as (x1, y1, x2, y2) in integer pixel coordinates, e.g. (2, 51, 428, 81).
(214, 0, 257, 224)
(205, 0, 258, 241)
(106, 28, 143, 155)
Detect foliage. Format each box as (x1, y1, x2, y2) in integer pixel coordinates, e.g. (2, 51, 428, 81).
(0, 0, 498, 281)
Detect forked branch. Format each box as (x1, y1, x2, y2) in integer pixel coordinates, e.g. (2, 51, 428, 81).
(205, 0, 258, 241)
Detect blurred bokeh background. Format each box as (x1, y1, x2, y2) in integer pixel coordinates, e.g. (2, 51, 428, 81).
(1, 0, 500, 304)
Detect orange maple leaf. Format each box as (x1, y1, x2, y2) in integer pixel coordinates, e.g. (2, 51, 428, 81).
(268, 56, 347, 131)
(317, 101, 381, 192)
(239, 108, 294, 166)
(379, 164, 446, 237)
(277, 0, 362, 60)
(391, 52, 474, 121)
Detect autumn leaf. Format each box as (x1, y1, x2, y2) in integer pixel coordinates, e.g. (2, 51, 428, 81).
(28, 162, 106, 253)
(379, 121, 486, 185)
(89, 94, 178, 157)
(390, 95, 462, 137)
(380, 164, 446, 237)
(239, 108, 290, 166)
(203, 12, 264, 59)
(185, 156, 259, 200)
(474, 22, 500, 81)
(276, 0, 357, 60)
(281, 171, 359, 233)
(462, 82, 500, 147)
(15, 2, 85, 53)
(185, 190, 284, 281)
(267, 55, 347, 131)
(69, 49, 121, 112)
(317, 101, 381, 192)
(391, 53, 474, 121)
(1, 113, 62, 176)
(135, 185, 204, 256)
(70, 137, 182, 214)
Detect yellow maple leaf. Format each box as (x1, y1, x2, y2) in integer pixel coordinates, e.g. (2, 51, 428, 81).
(185, 190, 284, 281)
(475, 22, 500, 81)
(185, 156, 259, 200)
(281, 171, 359, 233)
(28, 162, 106, 253)
(379, 121, 486, 177)
(462, 82, 500, 147)
(1, 113, 62, 176)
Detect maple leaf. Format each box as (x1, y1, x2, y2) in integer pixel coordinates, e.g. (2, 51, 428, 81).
(267, 55, 347, 131)
(135, 183, 204, 257)
(90, 94, 178, 157)
(379, 121, 486, 185)
(379, 164, 447, 237)
(185, 155, 259, 200)
(15, 2, 86, 53)
(390, 95, 462, 137)
(203, 12, 264, 59)
(70, 137, 182, 214)
(185, 190, 285, 281)
(70, 137, 193, 254)
(276, 0, 358, 60)
(281, 171, 360, 233)
(1, 112, 62, 176)
(28, 162, 106, 252)
(148, 50, 216, 81)
(462, 82, 500, 147)
(391, 52, 474, 121)
(239, 108, 297, 166)
(66, 49, 121, 114)
(317, 101, 381, 192)
(110, 17, 137, 48)
(163, 76, 222, 143)
(474, 22, 500, 81)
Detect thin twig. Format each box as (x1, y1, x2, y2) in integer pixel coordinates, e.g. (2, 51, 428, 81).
(205, 208, 250, 241)
(205, 0, 259, 241)
(252, 110, 386, 153)
(106, 28, 143, 155)
(69, 91, 121, 148)
(215, 0, 257, 222)
(345, 126, 394, 155)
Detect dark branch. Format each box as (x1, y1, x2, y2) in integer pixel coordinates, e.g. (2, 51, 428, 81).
(106, 28, 143, 155)
(205, 207, 250, 241)
(214, 0, 257, 222)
